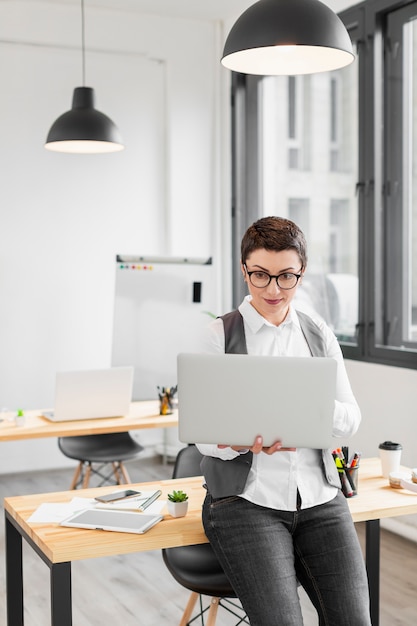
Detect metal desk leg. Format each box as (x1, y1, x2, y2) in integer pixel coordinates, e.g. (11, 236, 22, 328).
(5, 516, 24, 626)
(50, 562, 72, 626)
(366, 519, 380, 626)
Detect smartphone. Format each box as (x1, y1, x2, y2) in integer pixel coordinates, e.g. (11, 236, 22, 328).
(94, 489, 142, 503)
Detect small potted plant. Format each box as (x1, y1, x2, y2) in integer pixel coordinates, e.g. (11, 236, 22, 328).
(167, 490, 189, 518)
(15, 409, 26, 427)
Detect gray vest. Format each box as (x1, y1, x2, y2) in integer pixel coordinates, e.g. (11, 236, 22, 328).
(200, 309, 341, 498)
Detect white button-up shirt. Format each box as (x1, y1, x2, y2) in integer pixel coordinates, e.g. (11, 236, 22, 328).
(196, 296, 361, 511)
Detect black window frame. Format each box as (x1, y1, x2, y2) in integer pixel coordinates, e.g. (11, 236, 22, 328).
(230, 0, 417, 371)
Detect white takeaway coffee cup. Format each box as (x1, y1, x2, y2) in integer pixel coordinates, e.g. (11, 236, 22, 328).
(378, 441, 403, 478)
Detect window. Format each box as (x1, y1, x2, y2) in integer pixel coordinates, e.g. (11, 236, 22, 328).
(385, 2, 417, 351)
(253, 44, 360, 345)
(330, 76, 339, 171)
(231, 0, 417, 369)
(287, 76, 302, 169)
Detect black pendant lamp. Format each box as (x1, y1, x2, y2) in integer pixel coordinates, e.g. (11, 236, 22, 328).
(45, 0, 124, 153)
(222, 0, 354, 76)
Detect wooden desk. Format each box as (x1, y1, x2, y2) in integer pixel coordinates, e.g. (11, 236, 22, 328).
(5, 458, 417, 626)
(0, 401, 178, 442)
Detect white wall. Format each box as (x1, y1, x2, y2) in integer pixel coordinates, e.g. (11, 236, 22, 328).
(344, 361, 417, 469)
(344, 360, 417, 536)
(0, 1, 230, 472)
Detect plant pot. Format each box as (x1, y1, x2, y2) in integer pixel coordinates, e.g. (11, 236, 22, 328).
(15, 414, 26, 427)
(167, 500, 188, 518)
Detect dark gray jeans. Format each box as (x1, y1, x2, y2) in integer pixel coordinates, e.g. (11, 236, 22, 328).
(202, 490, 371, 626)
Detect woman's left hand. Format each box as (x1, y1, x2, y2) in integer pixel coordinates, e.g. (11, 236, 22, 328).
(219, 435, 296, 455)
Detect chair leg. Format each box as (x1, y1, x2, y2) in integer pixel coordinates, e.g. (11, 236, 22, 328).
(118, 462, 131, 484)
(68, 460, 134, 490)
(179, 591, 199, 626)
(112, 462, 130, 484)
(69, 462, 83, 490)
(111, 462, 121, 484)
(82, 463, 92, 488)
(206, 597, 220, 626)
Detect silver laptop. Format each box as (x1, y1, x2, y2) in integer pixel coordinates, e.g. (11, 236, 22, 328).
(42, 367, 134, 422)
(177, 354, 337, 449)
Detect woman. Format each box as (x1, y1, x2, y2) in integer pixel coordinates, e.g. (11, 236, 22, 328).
(196, 216, 371, 626)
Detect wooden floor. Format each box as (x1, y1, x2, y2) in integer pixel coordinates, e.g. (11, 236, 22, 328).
(1, 454, 417, 625)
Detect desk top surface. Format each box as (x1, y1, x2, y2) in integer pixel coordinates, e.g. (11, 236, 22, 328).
(0, 401, 178, 441)
(4, 458, 417, 564)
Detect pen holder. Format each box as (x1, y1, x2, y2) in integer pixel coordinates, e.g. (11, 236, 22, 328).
(159, 394, 172, 415)
(338, 465, 359, 498)
(157, 385, 177, 416)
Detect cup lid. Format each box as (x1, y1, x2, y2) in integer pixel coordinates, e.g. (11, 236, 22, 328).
(379, 440, 402, 451)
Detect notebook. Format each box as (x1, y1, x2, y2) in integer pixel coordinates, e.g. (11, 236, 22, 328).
(177, 353, 337, 449)
(42, 367, 134, 422)
(60, 509, 163, 534)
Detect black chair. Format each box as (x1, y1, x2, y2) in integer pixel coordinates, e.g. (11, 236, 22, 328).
(162, 445, 249, 626)
(58, 433, 144, 489)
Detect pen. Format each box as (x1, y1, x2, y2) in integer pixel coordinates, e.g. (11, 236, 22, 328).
(138, 490, 162, 512)
(350, 452, 361, 468)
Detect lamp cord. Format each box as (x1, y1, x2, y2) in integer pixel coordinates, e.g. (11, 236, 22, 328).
(81, 0, 86, 86)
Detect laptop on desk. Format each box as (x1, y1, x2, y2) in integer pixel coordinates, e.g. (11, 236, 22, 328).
(42, 367, 134, 422)
(177, 353, 337, 449)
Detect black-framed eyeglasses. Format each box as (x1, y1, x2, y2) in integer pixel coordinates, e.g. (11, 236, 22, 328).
(244, 265, 302, 290)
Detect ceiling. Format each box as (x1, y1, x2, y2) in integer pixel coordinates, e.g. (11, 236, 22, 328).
(37, 0, 353, 22)
(35, 0, 255, 21)
(108, 0, 254, 20)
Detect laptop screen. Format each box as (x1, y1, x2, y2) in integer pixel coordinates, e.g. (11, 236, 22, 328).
(43, 367, 133, 422)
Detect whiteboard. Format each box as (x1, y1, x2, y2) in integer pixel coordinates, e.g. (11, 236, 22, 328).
(111, 256, 217, 401)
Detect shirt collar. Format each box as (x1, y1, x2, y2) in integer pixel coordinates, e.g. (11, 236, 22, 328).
(238, 295, 301, 334)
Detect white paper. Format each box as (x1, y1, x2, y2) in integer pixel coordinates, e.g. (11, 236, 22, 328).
(27, 494, 166, 524)
(27, 497, 95, 523)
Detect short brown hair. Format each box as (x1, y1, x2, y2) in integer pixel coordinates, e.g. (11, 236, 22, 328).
(241, 216, 307, 269)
